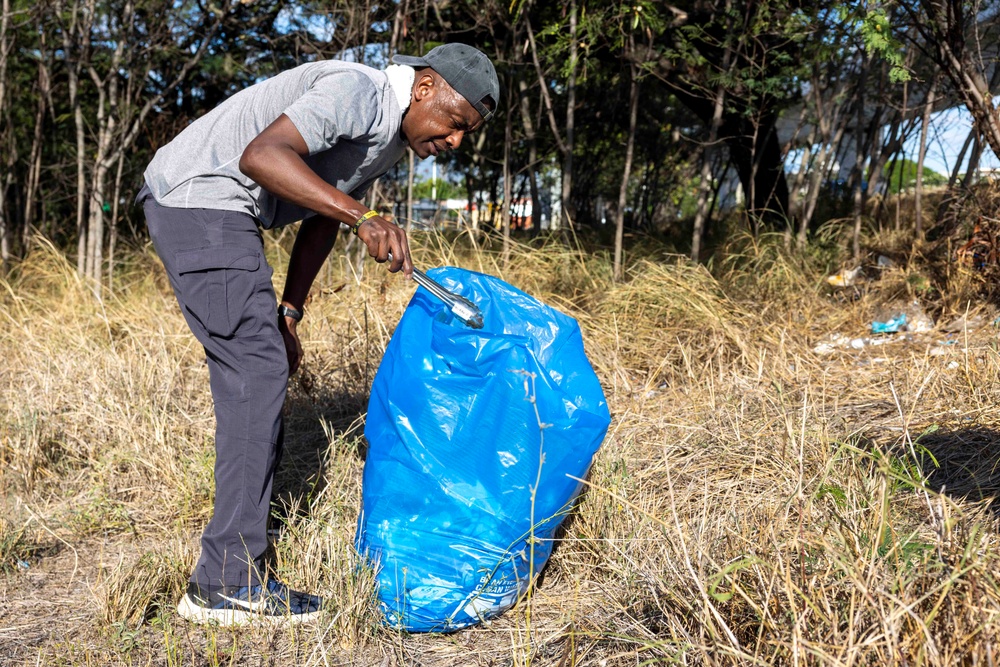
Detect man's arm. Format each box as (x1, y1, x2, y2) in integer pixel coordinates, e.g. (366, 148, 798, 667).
(239, 113, 413, 277)
(275, 214, 340, 374)
(281, 214, 339, 312)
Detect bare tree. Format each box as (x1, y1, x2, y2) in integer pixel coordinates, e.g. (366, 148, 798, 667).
(851, 56, 869, 260)
(613, 58, 639, 282)
(68, 0, 231, 293)
(0, 0, 12, 264)
(690, 4, 733, 262)
(502, 95, 513, 271)
(517, 78, 541, 235)
(798, 72, 851, 246)
(525, 3, 577, 231)
(913, 70, 940, 238)
(908, 0, 1000, 161)
(52, 0, 93, 276)
(23, 32, 53, 248)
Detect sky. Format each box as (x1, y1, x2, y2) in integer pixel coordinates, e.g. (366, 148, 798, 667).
(903, 102, 1000, 177)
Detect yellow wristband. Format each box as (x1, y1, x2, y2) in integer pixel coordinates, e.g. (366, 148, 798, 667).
(351, 210, 379, 235)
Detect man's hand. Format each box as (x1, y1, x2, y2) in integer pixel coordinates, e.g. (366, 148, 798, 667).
(356, 215, 413, 278)
(278, 314, 304, 374)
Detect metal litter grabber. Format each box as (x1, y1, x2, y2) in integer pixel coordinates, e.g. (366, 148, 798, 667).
(389, 254, 484, 329)
(412, 266, 484, 329)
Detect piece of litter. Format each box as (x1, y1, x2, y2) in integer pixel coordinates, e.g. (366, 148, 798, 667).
(827, 266, 863, 287)
(942, 314, 986, 333)
(947, 361, 960, 370)
(16, 560, 29, 570)
(872, 314, 907, 334)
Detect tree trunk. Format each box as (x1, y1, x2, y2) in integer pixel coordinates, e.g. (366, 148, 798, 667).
(937, 129, 977, 227)
(0, 0, 8, 121)
(691, 85, 725, 262)
(86, 160, 109, 291)
(947, 129, 974, 188)
(799, 140, 833, 244)
(524, 3, 577, 231)
(851, 59, 868, 260)
(961, 135, 985, 188)
(788, 135, 814, 223)
(74, 89, 87, 277)
(799, 73, 849, 247)
(502, 100, 512, 270)
(915, 0, 1000, 161)
(914, 73, 939, 239)
(68, 0, 96, 276)
(691, 16, 731, 262)
(24, 57, 49, 243)
(84, 0, 133, 292)
(560, 0, 577, 231)
(107, 149, 125, 293)
(724, 112, 790, 229)
(517, 78, 541, 235)
(75, 0, 223, 285)
(86, 83, 110, 287)
(614, 63, 639, 282)
(0, 0, 11, 265)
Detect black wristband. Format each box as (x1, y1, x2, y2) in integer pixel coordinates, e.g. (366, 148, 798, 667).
(277, 304, 303, 321)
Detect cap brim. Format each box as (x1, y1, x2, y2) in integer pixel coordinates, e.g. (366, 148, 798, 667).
(391, 54, 429, 67)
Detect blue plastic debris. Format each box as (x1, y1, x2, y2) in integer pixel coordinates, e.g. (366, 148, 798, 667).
(356, 267, 611, 633)
(871, 313, 907, 334)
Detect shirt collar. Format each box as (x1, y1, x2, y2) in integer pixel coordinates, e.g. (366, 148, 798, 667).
(385, 64, 415, 113)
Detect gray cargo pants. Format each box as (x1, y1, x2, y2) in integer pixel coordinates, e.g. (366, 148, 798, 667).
(140, 188, 287, 589)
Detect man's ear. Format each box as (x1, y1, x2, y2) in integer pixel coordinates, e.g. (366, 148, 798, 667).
(413, 73, 436, 103)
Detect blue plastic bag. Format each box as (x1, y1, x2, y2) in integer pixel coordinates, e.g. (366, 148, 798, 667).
(356, 267, 610, 632)
(871, 313, 907, 334)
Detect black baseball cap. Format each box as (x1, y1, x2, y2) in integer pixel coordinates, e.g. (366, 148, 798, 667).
(392, 44, 500, 122)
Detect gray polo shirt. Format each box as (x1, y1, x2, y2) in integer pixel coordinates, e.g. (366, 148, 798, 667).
(143, 61, 408, 229)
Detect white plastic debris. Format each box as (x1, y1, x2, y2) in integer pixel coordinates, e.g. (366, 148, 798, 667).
(905, 301, 934, 332)
(827, 266, 863, 287)
(942, 313, 986, 333)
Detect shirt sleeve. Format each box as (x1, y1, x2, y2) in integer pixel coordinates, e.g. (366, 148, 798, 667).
(283, 70, 380, 155)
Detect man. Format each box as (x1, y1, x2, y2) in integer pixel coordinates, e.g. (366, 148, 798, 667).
(137, 43, 499, 626)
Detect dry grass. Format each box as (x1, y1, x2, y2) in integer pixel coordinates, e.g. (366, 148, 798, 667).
(3, 225, 1000, 665)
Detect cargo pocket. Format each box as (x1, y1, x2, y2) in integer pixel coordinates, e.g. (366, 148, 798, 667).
(175, 244, 261, 338)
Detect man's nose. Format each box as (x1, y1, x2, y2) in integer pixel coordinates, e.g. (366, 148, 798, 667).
(446, 130, 465, 150)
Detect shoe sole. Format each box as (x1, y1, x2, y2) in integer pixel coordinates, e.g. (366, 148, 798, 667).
(176, 594, 322, 627)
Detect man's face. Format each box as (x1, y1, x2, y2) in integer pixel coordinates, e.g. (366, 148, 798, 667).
(401, 72, 485, 160)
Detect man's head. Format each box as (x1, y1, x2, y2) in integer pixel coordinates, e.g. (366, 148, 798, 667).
(394, 44, 500, 159)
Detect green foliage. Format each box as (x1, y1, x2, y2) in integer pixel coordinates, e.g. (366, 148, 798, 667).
(412, 177, 461, 202)
(856, 6, 912, 82)
(877, 158, 948, 193)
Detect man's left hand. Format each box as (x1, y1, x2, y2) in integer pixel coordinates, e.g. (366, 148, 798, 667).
(278, 315, 303, 374)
